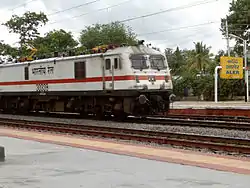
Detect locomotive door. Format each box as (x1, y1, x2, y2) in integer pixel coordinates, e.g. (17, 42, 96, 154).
(103, 56, 120, 90)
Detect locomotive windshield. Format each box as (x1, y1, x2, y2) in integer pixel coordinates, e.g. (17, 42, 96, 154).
(130, 54, 148, 70)
(130, 54, 167, 70)
(149, 55, 167, 70)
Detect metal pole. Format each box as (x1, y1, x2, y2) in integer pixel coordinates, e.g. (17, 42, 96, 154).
(228, 33, 248, 102)
(215, 67, 218, 103)
(214, 66, 222, 103)
(244, 40, 249, 102)
(111, 65, 114, 90)
(226, 18, 230, 56)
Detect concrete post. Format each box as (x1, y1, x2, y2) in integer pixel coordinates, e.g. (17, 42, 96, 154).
(0, 146, 5, 161)
(214, 66, 222, 103)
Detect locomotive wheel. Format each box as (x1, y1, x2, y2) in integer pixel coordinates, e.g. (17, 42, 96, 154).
(113, 111, 128, 121)
(18, 100, 31, 114)
(94, 105, 104, 120)
(79, 106, 88, 118)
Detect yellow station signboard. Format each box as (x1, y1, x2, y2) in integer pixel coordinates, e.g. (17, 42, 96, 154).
(220, 56, 243, 79)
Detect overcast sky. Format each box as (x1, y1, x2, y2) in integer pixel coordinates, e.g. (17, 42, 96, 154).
(0, 0, 232, 54)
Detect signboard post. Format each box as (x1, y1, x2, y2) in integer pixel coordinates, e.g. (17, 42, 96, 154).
(226, 34, 248, 102)
(214, 56, 244, 103)
(220, 56, 243, 79)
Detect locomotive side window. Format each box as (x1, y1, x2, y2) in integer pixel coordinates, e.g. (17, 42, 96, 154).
(75, 61, 86, 79)
(119, 58, 122, 69)
(105, 59, 111, 70)
(24, 67, 29, 80)
(114, 58, 118, 69)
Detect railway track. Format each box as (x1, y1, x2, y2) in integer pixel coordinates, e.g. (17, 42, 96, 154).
(167, 114, 250, 122)
(0, 117, 250, 155)
(125, 116, 250, 131)
(4, 110, 250, 131)
(46, 112, 250, 123)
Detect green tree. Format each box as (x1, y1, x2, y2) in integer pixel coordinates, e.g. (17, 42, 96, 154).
(165, 47, 186, 76)
(79, 22, 137, 49)
(171, 42, 215, 100)
(221, 0, 250, 54)
(165, 48, 175, 73)
(186, 42, 212, 75)
(3, 11, 48, 47)
(0, 41, 18, 57)
(33, 29, 78, 57)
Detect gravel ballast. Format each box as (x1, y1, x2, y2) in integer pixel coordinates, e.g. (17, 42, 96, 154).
(0, 114, 249, 140)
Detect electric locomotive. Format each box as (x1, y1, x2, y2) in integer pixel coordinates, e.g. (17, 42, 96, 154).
(0, 42, 173, 118)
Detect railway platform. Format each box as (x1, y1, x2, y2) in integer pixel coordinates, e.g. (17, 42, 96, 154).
(0, 127, 250, 187)
(171, 101, 250, 109)
(169, 101, 250, 117)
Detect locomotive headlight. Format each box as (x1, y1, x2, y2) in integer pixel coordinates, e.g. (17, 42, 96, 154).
(148, 76, 155, 82)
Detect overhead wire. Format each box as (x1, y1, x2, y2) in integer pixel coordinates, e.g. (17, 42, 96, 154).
(48, 0, 102, 16)
(155, 31, 218, 76)
(118, 0, 219, 23)
(57, 0, 219, 27)
(147, 34, 199, 49)
(168, 32, 215, 48)
(69, 0, 220, 35)
(5, 0, 221, 35)
(138, 21, 220, 36)
(69, 20, 220, 38)
(8, 0, 36, 11)
(48, 0, 133, 25)
(4, 0, 226, 52)
(150, 29, 214, 47)
(6, 0, 225, 27)
(138, 22, 248, 40)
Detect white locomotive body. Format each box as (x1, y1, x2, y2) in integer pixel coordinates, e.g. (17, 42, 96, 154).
(0, 44, 173, 117)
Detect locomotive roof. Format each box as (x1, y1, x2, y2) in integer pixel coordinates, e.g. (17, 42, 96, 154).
(0, 45, 163, 68)
(104, 45, 163, 55)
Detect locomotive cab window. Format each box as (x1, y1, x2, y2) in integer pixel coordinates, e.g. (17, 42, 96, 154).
(75, 61, 86, 79)
(130, 54, 148, 70)
(149, 55, 167, 70)
(105, 59, 111, 70)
